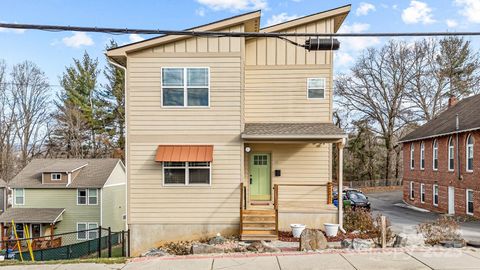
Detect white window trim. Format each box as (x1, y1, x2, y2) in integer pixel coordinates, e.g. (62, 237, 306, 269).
(161, 67, 210, 108)
(77, 222, 98, 240)
(51, 173, 62, 181)
(162, 162, 212, 187)
(466, 134, 474, 172)
(410, 144, 415, 170)
(420, 183, 425, 203)
(88, 222, 99, 239)
(409, 181, 414, 200)
(466, 189, 474, 215)
(14, 188, 25, 206)
(306, 78, 326, 99)
(77, 189, 98, 205)
(448, 137, 454, 171)
(420, 142, 425, 170)
(433, 139, 438, 171)
(433, 184, 439, 206)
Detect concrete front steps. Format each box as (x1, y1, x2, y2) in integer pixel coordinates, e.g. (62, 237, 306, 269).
(240, 209, 278, 241)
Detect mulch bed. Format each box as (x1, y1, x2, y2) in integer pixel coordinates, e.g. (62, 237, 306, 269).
(279, 230, 374, 243)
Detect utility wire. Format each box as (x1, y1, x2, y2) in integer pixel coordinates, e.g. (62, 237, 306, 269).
(1, 23, 480, 38)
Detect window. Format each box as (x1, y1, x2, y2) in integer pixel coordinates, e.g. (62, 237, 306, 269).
(410, 143, 415, 169)
(448, 137, 454, 171)
(307, 78, 326, 99)
(77, 222, 98, 240)
(77, 189, 98, 205)
(162, 67, 209, 107)
(14, 189, 24, 205)
(433, 139, 438, 170)
(163, 162, 211, 185)
(410, 181, 414, 200)
(466, 134, 474, 172)
(420, 142, 425, 170)
(51, 173, 62, 181)
(15, 223, 24, 239)
(433, 184, 439, 206)
(467, 189, 474, 215)
(420, 184, 425, 203)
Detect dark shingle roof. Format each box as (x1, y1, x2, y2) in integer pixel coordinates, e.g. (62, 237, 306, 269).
(42, 160, 88, 173)
(0, 208, 65, 223)
(9, 159, 122, 189)
(242, 123, 346, 139)
(400, 94, 480, 143)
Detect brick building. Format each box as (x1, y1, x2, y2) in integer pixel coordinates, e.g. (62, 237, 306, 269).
(400, 95, 480, 218)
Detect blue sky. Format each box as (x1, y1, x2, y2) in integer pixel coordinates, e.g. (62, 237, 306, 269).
(1, 0, 479, 89)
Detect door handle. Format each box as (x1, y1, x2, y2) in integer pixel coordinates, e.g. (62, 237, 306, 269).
(249, 175, 252, 184)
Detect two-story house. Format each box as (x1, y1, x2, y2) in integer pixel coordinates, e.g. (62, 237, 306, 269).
(107, 5, 350, 254)
(0, 159, 126, 243)
(400, 95, 480, 218)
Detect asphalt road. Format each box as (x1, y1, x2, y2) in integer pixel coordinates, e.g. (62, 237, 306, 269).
(367, 190, 480, 242)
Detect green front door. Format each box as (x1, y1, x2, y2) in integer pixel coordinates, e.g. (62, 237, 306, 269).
(249, 153, 271, 201)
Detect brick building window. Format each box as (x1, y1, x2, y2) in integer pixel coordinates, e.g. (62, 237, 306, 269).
(410, 181, 414, 200)
(466, 134, 474, 172)
(420, 183, 425, 203)
(466, 189, 474, 215)
(410, 144, 415, 170)
(433, 184, 438, 206)
(420, 142, 425, 170)
(433, 139, 438, 170)
(448, 137, 454, 171)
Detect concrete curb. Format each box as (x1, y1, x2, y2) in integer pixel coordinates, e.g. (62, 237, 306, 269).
(397, 201, 431, 212)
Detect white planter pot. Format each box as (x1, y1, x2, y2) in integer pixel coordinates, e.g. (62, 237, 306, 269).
(324, 223, 339, 237)
(290, 224, 306, 238)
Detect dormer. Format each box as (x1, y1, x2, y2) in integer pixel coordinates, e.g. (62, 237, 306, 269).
(41, 161, 88, 186)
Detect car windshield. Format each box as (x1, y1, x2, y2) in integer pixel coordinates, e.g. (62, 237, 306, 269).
(349, 191, 366, 200)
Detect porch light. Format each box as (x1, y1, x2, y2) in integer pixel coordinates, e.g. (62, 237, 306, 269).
(245, 147, 252, 153)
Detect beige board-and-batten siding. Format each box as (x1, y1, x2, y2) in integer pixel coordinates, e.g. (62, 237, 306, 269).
(126, 26, 245, 254)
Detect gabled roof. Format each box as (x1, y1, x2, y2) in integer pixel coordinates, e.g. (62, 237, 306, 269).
(400, 94, 480, 143)
(42, 160, 88, 173)
(9, 159, 123, 189)
(242, 122, 347, 140)
(107, 10, 261, 59)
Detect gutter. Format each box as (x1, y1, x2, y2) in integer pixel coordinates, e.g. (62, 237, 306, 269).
(107, 58, 129, 231)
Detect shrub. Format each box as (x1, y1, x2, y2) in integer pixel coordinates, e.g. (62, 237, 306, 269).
(417, 215, 462, 246)
(343, 207, 375, 233)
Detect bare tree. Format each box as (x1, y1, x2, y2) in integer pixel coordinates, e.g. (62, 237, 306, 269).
(335, 40, 415, 180)
(11, 61, 51, 167)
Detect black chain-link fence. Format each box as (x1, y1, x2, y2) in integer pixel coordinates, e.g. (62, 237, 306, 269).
(1, 227, 130, 261)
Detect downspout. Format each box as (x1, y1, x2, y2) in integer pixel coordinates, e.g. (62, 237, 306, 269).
(107, 58, 129, 230)
(456, 114, 461, 180)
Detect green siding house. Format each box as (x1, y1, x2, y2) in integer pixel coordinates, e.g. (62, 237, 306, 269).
(0, 159, 126, 242)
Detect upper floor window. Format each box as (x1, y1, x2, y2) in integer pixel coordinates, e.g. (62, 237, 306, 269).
(448, 137, 454, 171)
(307, 78, 325, 99)
(51, 173, 62, 181)
(420, 142, 425, 170)
(77, 189, 98, 205)
(410, 143, 415, 169)
(14, 188, 24, 205)
(161, 67, 209, 107)
(163, 162, 211, 186)
(432, 139, 438, 170)
(466, 134, 474, 172)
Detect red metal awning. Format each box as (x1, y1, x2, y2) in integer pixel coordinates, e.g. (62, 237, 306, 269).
(155, 145, 214, 162)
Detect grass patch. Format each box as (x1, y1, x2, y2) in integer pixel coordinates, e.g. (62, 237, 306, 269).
(0, 257, 127, 266)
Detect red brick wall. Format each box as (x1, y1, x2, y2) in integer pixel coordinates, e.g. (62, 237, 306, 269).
(402, 131, 480, 218)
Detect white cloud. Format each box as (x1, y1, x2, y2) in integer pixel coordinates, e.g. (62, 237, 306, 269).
(392, 4, 398, 10)
(335, 52, 354, 66)
(129, 34, 145, 43)
(356, 2, 376, 16)
(455, 0, 480, 23)
(196, 7, 206, 16)
(62, 32, 94, 48)
(401, 1, 435, 25)
(0, 21, 26, 34)
(338, 22, 380, 51)
(266, 13, 300, 26)
(196, 0, 267, 11)
(446, 19, 458, 28)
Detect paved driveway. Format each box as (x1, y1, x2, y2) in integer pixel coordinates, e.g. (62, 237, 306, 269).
(368, 191, 480, 242)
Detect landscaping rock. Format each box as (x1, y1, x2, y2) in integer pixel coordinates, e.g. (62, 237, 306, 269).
(246, 241, 280, 253)
(393, 233, 408, 248)
(467, 240, 480, 248)
(208, 235, 226, 245)
(351, 238, 372, 250)
(440, 240, 465, 248)
(141, 248, 168, 257)
(191, 243, 224, 254)
(341, 239, 352, 249)
(299, 229, 328, 251)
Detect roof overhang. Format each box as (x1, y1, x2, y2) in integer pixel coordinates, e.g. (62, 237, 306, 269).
(242, 123, 347, 142)
(398, 127, 480, 144)
(0, 208, 65, 224)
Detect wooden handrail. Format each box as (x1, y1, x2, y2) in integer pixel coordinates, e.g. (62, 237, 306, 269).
(274, 184, 279, 235)
(274, 183, 329, 187)
(327, 182, 333, 204)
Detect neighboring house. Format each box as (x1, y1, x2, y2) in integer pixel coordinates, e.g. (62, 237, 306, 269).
(0, 159, 126, 243)
(400, 95, 480, 219)
(107, 5, 350, 254)
(0, 179, 6, 214)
